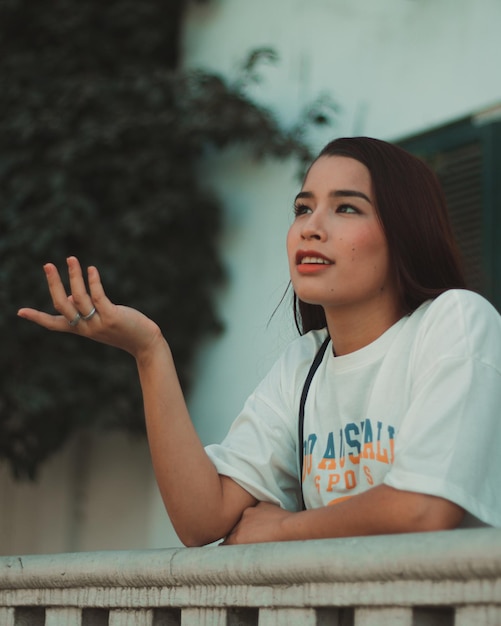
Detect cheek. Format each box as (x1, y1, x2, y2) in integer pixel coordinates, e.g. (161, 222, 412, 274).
(286, 226, 297, 262)
(350, 225, 387, 259)
(350, 231, 390, 274)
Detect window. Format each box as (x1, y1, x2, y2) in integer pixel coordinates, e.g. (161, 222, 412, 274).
(399, 111, 501, 311)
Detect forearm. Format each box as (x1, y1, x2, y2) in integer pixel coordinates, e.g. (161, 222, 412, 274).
(224, 484, 465, 545)
(136, 335, 255, 546)
(17, 258, 252, 546)
(280, 484, 465, 541)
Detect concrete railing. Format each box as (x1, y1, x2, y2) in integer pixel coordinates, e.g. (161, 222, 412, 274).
(1, 528, 501, 625)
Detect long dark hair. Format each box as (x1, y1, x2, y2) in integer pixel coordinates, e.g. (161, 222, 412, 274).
(294, 136, 467, 334)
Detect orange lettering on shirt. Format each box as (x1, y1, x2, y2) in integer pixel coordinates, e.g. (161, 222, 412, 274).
(376, 441, 389, 463)
(314, 475, 321, 494)
(363, 465, 374, 485)
(362, 442, 375, 460)
(344, 470, 357, 490)
(389, 438, 395, 463)
(326, 474, 341, 492)
(328, 495, 354, 506)
(318, 457, 337, 471)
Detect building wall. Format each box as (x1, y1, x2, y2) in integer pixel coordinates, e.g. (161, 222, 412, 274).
(183, 0, 501, 142)
(183, 0, 501, 443)
(1, 0, 500, 555)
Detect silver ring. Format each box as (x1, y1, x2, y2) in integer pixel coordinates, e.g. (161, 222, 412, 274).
(81, 307, 97, 321)
(68, 312, 81, 327)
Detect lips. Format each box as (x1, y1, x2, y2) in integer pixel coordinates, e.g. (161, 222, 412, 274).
(295, 250, 334, 266)
(294, 250, 334, 275)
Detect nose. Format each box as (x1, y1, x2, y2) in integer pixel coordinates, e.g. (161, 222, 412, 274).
(300, 211, 327, 241)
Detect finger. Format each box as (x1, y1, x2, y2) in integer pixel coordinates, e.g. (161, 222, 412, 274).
(17, 308, 75, 333)
(43, 263, 80, 324)
(86, 265, 114, 317)
(67, 257, 96, 321)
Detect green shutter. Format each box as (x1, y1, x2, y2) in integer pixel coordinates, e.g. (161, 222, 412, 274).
(429, 141, 485, 294)
(399, 117, 501, 311)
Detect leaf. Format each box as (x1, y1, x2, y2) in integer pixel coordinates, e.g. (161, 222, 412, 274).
(0, 0, 327, 479)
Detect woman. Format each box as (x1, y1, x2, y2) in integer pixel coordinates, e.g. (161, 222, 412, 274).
(18, 137, 501, 546)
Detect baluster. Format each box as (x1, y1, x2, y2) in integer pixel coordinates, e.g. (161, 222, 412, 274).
(455, 605, 501, 626)
(0, 608, 14, 626)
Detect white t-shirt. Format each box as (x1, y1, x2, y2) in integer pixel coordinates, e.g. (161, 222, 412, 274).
(206, 290, 501, 527)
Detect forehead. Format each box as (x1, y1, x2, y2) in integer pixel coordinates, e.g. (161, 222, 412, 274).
(302, 156, 372, 193)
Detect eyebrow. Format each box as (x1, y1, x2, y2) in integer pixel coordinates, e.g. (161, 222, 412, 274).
(295, 189, 372, 204)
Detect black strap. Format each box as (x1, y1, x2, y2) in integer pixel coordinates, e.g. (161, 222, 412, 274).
(298, 336, 331, 511)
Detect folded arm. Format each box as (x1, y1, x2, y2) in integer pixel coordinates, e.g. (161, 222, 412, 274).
(223, 484, 465, 545)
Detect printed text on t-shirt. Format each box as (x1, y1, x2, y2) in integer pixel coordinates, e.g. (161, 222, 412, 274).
(302, 419, 396, 504)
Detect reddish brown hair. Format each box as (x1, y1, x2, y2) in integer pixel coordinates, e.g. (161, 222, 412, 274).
(295, 136, 467, 334)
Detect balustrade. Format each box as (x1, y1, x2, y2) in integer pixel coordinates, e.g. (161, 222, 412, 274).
(1, 528, 501, 625)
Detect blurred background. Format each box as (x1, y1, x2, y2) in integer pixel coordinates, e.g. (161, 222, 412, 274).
(1, 0, 500, 553)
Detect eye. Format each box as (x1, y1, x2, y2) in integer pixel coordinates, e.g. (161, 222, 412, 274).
(293, 203, 312, 217)
(336, 204, 360, 214)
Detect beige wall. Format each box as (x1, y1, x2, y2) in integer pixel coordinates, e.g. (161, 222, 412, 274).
(0, 433, 182, 555)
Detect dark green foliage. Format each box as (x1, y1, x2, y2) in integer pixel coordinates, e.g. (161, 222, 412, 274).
(0, 0, 328, 479)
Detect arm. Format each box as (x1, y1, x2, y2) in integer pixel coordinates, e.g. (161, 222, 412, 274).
(136, 335, 257, 546)
(18, 257, 256, 546)
(223, 484, 465, 545)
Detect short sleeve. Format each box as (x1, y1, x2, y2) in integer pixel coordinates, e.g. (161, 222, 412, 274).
(384, 290, 501, 526)
(205, 331, 327, 511)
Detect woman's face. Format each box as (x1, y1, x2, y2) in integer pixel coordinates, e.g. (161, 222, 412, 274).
(287, 155, 398, 316)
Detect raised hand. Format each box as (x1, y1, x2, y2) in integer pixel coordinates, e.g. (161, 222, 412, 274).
(17, 256, 162, 359)
(17, 256, 259, 547)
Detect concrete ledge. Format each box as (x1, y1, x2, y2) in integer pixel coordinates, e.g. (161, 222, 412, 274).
(1, 528, 501, 589)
